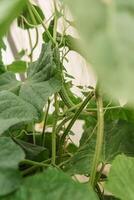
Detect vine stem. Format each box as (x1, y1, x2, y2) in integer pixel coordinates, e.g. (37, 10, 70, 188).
(41, 99, 51, 146)
(61, 91, 94, 143)
(90, 87, 104, 187)
(21, 158, 52, 176)
(59, 85, 75, 108)
(59, 91, 94, 159)
(52, 94, 59, 165)
(29, 28, 39, 60)
(27, 29, 33, 62)
(20, 159, 50, 168)
(86, 105, 121, 111)
(55, 114, 73, 135)
(53, 0, 58, 44)
(27, 1, 56, 45)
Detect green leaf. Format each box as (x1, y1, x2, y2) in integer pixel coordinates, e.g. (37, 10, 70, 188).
(102, 96, 134, 122)
(0, 43, 62, 133)
(0, 137, 25, 196)
(14, 138, 49, 162)
(7, 61, 27, 73)
(19, 43, 62, 112)
(17, 4, 45, 29)
(1, 168, 99, 200)
(0, 91, 39, 135)
(105, 155, 134, 200)
(0, 0, 26, 38)
(121, 104, 134, 123)
(0, 43, 62, 114)
(102, 120, 134, 161)
(65, 0, 134, 103)
(0, 72, 21, 93)
(65, 120, 134, 175)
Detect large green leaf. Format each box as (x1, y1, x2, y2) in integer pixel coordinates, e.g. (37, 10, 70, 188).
(0, 43, 61, 133)
(0, 0, 26, 38)
(0, 72, 21, 93)
(0, 91, 38, 134)
(102, 120, 134, 160)
(0, 43, 62, 113)
(14, 138, 49, 162)
(0, 137, 25, 196)
(65, 120, 134, 175)
(0, 168, 99, 200)
(65, 0, 134, 103)
(19, 43, 61, 111)
(105, 155, 134, 200)
(19, 43, 62, 112)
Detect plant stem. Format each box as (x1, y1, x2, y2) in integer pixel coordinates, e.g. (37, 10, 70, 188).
(21, 158, 52, 176)
(61, 103, 81, 116)
(41, 99, 51, 146)
(95, 162, 105, 186)
(32, 123, 36, 145)
(21, 153, 69, 176)
(59, 91, 94, 159)
(90, 87, 104, 187)
(53, 0, 58, 44)
(20, 15, 35, 28)
(55, 114, 73, 135)
(59, 85, 75, 108)
(61, 91, 94, 143)
(29, 28, 39, 59)
(27, 2, 37, 25)
(51, 94, 59, 165)
(27, 29, 33, 62)
(20, 159, 50, 168)
(27, 2, 40, 61)
(27, 1, 56, 45)
(86, 105, 121, 112)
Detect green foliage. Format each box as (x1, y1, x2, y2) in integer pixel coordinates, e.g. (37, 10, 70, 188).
(0, 91, 38, 135)
(0, 137, 25, 196)
(14, 138, 49, 162)
(0, 168, 98, 200)
(0, 1, 134, 200)
(19, 43, 62, 112)
(0, 43, 62, 132)
(65, 119, 134, 175)
(0, 72, 21, 93)
(105, 155, 134, 200)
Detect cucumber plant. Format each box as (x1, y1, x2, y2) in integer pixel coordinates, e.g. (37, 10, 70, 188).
(0, 1, 134, 200)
